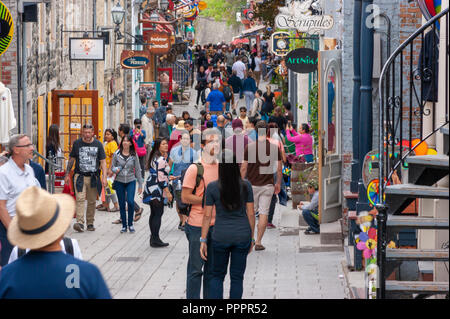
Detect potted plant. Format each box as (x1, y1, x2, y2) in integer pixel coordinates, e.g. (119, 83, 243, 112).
(290, 163, 318, 208)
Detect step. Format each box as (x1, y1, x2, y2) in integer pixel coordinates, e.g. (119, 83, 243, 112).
(441, 126, 449, 155)
(406, 155, 449, 186)
(386, 248, 449, 261)
(387, 216, 449, 229)
(320, 220, 343, 245)
(298, 229, 343, 253)
(440, 126, 449, 136)
(385, 184, 449, 199)
(406, 155, 449, 169)
(385, 280, 449, 294)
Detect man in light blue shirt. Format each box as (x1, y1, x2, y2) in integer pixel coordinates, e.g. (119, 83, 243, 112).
(168, 132, 199, 231)
(298, 180, 320, 235)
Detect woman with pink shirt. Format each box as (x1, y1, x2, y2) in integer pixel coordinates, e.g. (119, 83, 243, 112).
(286, 123, 314, 163)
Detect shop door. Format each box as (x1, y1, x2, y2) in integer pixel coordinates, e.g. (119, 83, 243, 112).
(51, 90, 99, 169)
(318, 50, 342, 224)
(158, 68, 173, 102)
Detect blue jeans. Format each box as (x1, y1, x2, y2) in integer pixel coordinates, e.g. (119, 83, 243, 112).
(302, 209, 320, 233)
(209, 239, 251, 299)
(243, 91, 255, 112)
(304, 154, 314, 163)
(0, 222, 13, 266)
(185, 223, 214, 299)
(268, 173, 287, 223)
(225, 101, 230, 112)
(113, 180, 136, 228)
(239, 78, 244, 98)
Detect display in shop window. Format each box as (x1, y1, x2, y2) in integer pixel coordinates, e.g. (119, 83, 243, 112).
(139, 82, 161, 104)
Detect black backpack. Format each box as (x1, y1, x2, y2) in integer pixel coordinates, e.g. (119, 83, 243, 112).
(177, 163, 205, 216)
(223, 85, 232, 101)
(17, 237, 74, 258)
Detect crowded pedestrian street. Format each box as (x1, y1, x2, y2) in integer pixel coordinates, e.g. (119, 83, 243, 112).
(0, 0, 448, 302)
(62, 89, 348, 299)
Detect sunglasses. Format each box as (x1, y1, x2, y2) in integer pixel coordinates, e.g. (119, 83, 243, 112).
(15, 143, 33, 148)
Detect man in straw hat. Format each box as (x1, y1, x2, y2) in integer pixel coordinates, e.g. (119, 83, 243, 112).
(0, 186, 111, 298)
(297, 179, 320, 235)
(0, 134, 41, 267)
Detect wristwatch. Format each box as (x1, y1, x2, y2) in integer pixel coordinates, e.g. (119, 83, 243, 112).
(200, 237, 207, 243)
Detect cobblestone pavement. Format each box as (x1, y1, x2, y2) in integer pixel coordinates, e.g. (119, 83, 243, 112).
(66, 81, 349, 299)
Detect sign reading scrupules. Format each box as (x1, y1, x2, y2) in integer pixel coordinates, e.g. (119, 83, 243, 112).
(284, 48, 318, 74)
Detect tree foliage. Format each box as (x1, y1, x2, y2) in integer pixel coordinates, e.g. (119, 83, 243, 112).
(254, 0, 285, 39)
(200, 0, 247, 27)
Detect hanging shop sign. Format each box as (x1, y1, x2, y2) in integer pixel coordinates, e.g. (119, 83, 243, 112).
(146, 31, 171, 55)
(275, 0, 334, 35)
(120, 50, 151, 69)
(285, 48, 318, 74)
(271, 32, 290, 57)
(0, 1, 14, 57)
(69, 38, 105, 60)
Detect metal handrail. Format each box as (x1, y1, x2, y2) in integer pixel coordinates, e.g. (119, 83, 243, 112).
(33, 150, 64, 194)
(377, 7, 449, 198)
(376, 8, 449, 299)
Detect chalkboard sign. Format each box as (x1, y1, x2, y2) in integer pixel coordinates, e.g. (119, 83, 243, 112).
(285, 48, 318, 74)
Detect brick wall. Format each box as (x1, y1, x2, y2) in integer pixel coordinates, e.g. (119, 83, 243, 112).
(399, 1, 424, 140)
(341, 0, 423, 192)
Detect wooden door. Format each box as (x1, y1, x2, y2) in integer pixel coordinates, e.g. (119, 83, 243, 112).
(51, 90, 99, 169)
(318, 50, 343, 224)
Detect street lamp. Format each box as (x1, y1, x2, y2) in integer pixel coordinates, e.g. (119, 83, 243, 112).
(159, 0, 170, 11)
(111, 2, 125, 26)
(150, 11, 160, 22)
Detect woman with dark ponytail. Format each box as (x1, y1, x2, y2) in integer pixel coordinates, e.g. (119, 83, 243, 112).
(143, 138, 173, 247)
(200, 150, 255, 299)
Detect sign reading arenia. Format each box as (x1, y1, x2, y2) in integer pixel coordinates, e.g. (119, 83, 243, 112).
(285, 48, 318, 74)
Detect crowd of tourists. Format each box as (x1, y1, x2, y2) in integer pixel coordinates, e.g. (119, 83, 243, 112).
(0, 41, 318, 300)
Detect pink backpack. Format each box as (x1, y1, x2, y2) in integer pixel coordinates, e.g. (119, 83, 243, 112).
(133, 134, 147, 157)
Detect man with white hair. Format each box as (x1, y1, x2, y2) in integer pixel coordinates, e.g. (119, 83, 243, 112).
(0, 134, 40, 266)
(158, 113, 176, 140)
(205, 82, 226, 116)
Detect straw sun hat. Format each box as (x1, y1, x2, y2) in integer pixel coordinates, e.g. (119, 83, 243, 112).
(176, 120, 186, 130)
(8, 186, 75, 250)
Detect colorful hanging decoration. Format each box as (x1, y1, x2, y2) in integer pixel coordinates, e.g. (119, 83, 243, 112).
(356, 225, 377, 259)
(416, 0, 442, 29)
(178, 0, 207, 21)
(366, 179, 390, 206)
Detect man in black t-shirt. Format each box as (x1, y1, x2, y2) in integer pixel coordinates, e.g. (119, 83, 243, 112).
(64, 124, 107, 232)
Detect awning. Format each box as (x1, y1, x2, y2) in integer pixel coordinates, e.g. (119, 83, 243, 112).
(240, 24, 266, 37)
(231, 38, 249, 45)
(142, 13, 175, 34)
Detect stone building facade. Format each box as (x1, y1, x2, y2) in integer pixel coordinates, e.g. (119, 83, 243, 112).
(0, 0, 19, 140)
(0, 0, 131, 153)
